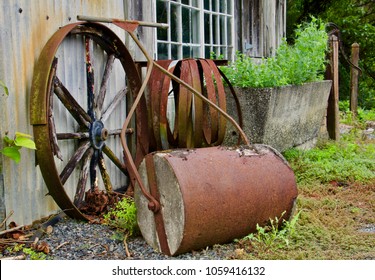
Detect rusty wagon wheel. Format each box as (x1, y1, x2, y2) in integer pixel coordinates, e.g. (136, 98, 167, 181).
(30, 22, 147, 220)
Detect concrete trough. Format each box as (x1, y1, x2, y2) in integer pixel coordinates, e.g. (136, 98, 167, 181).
(224, 80, 332, 152)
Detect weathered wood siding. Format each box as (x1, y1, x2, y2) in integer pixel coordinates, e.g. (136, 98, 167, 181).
(237, 0, 286, 58)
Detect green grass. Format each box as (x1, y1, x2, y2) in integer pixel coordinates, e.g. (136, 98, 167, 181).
(283, 139, 375, 184)
(232, 111, 375, 260)
(339, 100, 375, 127)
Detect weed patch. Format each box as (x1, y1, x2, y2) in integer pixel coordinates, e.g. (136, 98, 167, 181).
(103, 197, 139, 238)
(237, 211, 301, 252)
(5, 244, 49, 260)
(233, 180, 375, 260)
(233, 118, 375, 260)
(283, 139, 375, 184)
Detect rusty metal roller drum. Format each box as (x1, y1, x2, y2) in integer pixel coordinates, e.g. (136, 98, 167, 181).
(135, 144, 298, 256)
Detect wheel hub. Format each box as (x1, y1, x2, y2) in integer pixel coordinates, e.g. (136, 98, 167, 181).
(89, 120, 108, 150)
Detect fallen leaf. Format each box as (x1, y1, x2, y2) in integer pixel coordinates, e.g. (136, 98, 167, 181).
(32, 241, 50, 254)
(45, 225, 53, 234)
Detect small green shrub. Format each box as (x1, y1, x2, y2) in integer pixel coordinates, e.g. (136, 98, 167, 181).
(239, 211, 301, 250)
(221, 17, 328, 88)
(103, 197, 139, 237)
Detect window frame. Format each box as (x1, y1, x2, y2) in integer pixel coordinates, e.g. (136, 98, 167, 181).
(153, 0, 235, 60)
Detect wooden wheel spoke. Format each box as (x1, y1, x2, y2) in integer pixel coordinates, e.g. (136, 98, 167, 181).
(89, 149, 100, 191)
(53, 76, 91, 127)
(101, 87, 127, 122)
(56, 129, 122, 140)
(98, 152, 113, 193)
(73, 147, 94, 206)
(49, 58, 63, 160)
(102, 144, 128, 175)
(57, 132, 89, 140)
(85, 37, 96, 120)
(59, 141, 91, 185)
(96, 54, 115, 119)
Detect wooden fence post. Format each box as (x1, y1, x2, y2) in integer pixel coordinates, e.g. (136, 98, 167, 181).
(350, 42, 359, 117)
(326, 35, 340, 140)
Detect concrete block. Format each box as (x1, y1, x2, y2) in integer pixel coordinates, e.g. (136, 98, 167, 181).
(224, 80, 332, 152)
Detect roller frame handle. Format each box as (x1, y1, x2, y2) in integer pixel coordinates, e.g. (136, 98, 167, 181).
(77, 15, 169, 29)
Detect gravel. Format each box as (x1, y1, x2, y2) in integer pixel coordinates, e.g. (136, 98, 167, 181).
(35, 217, 236, 260)
(358, 224, 375, 234)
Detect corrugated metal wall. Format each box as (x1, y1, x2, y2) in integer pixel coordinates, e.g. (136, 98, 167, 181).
(0, 0, 284, 227)
(0, 0, 136, 227)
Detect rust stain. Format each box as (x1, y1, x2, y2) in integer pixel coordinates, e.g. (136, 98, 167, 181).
(137, 145, 298, 256)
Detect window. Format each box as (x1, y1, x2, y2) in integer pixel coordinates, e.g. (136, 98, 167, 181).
(155, 0, 234, 60)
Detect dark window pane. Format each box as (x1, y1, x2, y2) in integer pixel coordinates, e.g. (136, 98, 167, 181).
(213, 15, 218, 44)
(157, 27, 168, 41)
(204, 0, 210, 10)
(156, 0, 168, 40)
(158, 43, 168, 60)
(205, 46, 212, 58)
(182, 7, 191, 43)
(183, 46, 191, 58)
(220, 47, 226, 57)
(219, 0, 226, 13)
(220, 16, 225, 44)
(156, 0, 168, 23)
(171, 4, 178, 42)
(171, 44, 178, 59)
(182, 0, 189, 4)
(204, 13, 210, 44)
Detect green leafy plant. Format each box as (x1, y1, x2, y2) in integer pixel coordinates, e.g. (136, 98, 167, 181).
(22, 247, 48, 260)
(221, 17, 328, 88)
(5, 244, 47, 260)
(1, 81, 36, 163)
(240, 211, 301, 250)
(103, 197, 139, 237)
(5, 243, 24, 253)
(0, 132, 36, 163)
